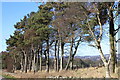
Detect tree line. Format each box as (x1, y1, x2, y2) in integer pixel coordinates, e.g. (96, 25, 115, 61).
(1, 2, 120, 78)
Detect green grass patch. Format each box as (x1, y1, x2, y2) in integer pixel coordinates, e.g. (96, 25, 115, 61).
(2, 74, 16, 79)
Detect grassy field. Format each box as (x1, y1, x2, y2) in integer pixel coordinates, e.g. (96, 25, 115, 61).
(1, 67, 119, 78)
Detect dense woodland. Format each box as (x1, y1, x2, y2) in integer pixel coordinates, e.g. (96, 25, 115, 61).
(1, 2, 120, 78)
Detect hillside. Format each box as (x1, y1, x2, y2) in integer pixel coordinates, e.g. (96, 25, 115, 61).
(74, 54, 120, 61)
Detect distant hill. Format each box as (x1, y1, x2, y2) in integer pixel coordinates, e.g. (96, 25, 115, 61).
(51, 54, 120, 62)
(49, 54, 120, 68)
(74, 54, 120, 61)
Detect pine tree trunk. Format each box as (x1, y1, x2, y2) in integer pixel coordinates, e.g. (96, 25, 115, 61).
(13, 54, 17, 72)
(20, 57, 24, 72)
(20, 52, 24, 72)
(32, 52, 36, 73)
(65, 56, 71, 70)
(28, 51, 32, 72)
(32, 60, 34, 71)
(36, 50, 39, 72)
(109, 8, 116, 73)
(40, 53, 42, 71)
(114, 39, 117, 73)
(60, 41, 64, 70)
(28, 55, 32, 72)
(65, 38, 73, 70)
(54, 40, 57, 71)
(57, 40, 60, 71)
(65, 37, 80, 70)
(45, 51, 47, 70)
(46, 39, 49, 72)
(39, 44, 42, 71)
(24, 52, 28, 73)
(70, 57, 73, 70)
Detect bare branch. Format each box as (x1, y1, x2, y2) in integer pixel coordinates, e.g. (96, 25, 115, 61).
(116, 38, 120, 43)
(114, 25, 120, 36)
(97, 14, 103, 42)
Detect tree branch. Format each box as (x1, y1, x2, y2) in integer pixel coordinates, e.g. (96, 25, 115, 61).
(114, 25, 120, 36)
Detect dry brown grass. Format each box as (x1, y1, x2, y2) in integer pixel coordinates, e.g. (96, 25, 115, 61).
(2, 67, 118, 78)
